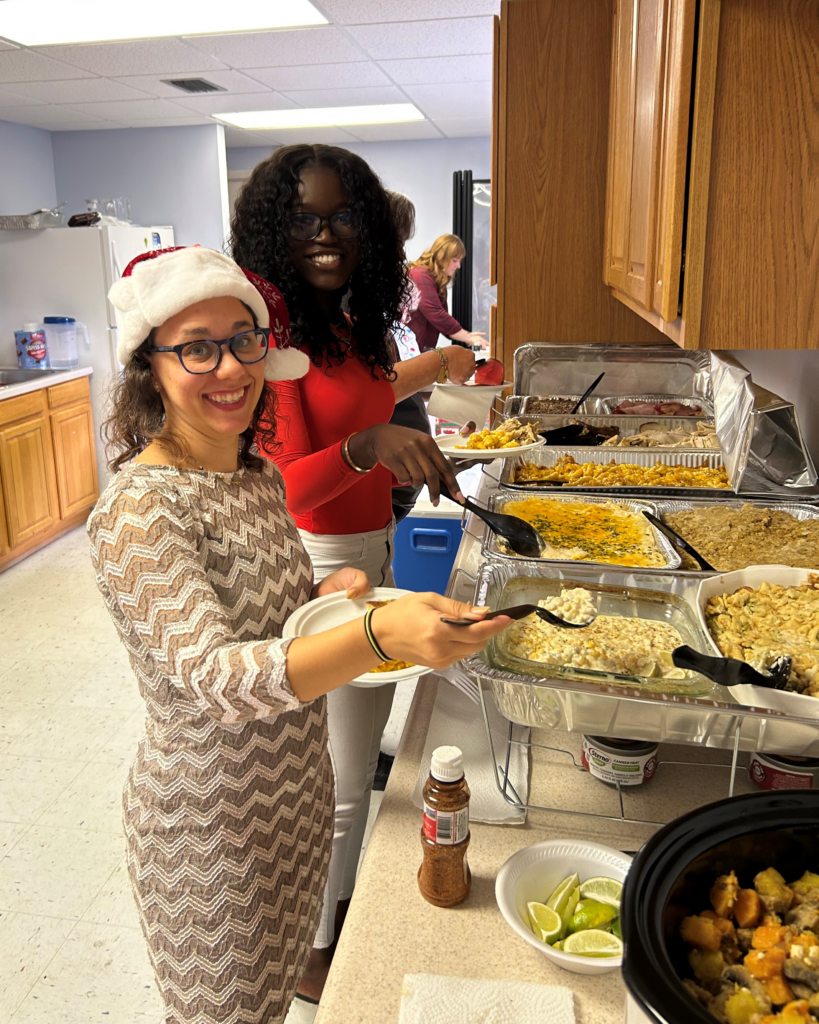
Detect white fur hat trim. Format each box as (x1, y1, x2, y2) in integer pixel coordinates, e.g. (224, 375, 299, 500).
(108, 246, 310, 383)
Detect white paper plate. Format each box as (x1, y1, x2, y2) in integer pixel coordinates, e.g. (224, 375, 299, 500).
(435, 433, 546, 462)
(282, 587, 430, 688)
(695, 565, 819, 718)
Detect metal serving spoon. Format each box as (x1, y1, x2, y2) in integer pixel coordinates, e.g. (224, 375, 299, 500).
(438, 482, 545, 559)
(441, 602, 597, 629)
(641, 510, 717, 572)
(672, 645, 793, 689)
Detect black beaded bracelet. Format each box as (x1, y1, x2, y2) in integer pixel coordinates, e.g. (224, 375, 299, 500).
(363, 607, 390, 663)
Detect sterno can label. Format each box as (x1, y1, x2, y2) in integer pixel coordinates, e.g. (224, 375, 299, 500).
(750, 752, 817, 791)
(581, 735, 658, 787)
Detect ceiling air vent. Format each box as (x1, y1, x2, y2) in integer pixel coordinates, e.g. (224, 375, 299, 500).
(161, 78, 226, 94)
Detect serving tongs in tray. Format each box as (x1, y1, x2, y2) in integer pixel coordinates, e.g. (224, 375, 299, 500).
(641, 511, 716, 572)
(672, 646, 792, 690)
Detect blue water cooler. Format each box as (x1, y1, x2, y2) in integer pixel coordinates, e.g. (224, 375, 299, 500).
(392, 494, 464, 594)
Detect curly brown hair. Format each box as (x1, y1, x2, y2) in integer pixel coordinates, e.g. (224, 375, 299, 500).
(229, 144, 406, 380)
(103, 332, 277, 473)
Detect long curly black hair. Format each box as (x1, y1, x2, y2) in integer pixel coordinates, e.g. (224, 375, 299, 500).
(230, 144, 406, 379)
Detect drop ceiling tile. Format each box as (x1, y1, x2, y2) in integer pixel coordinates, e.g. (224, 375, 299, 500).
(348, 17, 494, 60)
(246, 126, 359, 146)
(0, 40, 20, 51)
(33, 38, 226, 77)
(183, 28, 364, 68)
(173, 92, 296, 115)
(402, 80, 491, 120)
(347, 120, 444, 142)
(8, 77, 155, 104)
(244, 61, 390, 91)
(0, 84, 45, 106)
(280, 85, 407, 108)
(379, 53, 492, 85)
(222, 125, 273, 148)
(0, 48, 94, 82)
(0, 105, 104, 127)
(51, 121, 127, 131)
(432, 115, 491, 137)
(118, 117, 217, 128)
(110, 69, 270, 98)
(65, 98, 200, 121)
(319, 0, 500, 23)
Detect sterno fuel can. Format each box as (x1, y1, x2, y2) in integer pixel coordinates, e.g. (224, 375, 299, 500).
(581, 736, 659, 787)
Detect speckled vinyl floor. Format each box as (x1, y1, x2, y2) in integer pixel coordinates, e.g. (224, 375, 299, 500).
(0, 527, 401, 1024)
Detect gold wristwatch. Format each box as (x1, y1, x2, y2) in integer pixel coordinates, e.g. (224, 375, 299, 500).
(435, 348, 450, 384)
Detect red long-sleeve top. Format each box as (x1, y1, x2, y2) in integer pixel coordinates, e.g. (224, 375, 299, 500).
(264, 346, 396, 535)
(407, 266, 462, 351)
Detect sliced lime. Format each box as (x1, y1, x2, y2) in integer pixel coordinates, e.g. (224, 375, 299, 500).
(527, 901, 562, 944)
(563, 928, 623, 958)
(567, 899, 619, 934)
(579, 876, 623, 910)
(611, 917, 622, 940)
(546, 873, 580, 916)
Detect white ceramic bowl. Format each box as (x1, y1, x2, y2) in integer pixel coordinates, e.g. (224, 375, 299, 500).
(495, 839, 632, 976)
(282, 587, 430, 689)
(695, 565, 819, 718)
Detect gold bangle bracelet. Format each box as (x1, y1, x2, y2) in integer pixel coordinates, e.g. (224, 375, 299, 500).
(342, 432, 374, 475)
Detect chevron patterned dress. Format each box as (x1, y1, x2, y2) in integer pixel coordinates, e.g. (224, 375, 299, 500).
(88, 461, 333, 1024)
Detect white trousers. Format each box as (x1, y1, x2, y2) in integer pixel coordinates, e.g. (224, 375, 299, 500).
(299, 523, 396, 948)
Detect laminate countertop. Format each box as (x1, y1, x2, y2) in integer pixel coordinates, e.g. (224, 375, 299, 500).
(0, 365, 92, 401)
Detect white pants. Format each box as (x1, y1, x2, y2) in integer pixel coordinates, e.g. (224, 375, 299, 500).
(299, 523, 396, 948)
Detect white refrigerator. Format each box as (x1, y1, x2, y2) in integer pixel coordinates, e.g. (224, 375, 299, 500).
(0, 224, 175, 485)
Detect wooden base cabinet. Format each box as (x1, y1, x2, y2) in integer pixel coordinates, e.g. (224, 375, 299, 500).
(0, 376, 99, 574)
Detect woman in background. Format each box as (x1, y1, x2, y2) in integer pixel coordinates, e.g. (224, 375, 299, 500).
(408, 233, 487, 352)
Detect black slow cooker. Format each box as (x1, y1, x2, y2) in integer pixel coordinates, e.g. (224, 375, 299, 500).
(622, 790, 819, 1024)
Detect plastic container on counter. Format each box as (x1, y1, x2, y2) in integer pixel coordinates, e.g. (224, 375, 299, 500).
(14, 323, 49, 369)
(43, 317, 90, 369)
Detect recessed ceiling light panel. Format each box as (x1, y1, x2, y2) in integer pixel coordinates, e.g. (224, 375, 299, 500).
(215, 104, 426, 130)
(0, 0, 327, 46)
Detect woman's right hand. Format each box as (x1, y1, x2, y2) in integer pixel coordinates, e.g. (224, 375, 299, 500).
(369, 594, 510, 670)
(348, 424, 463, 505)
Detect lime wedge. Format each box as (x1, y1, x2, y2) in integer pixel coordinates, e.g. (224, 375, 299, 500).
(579, 876, 623, 910)
(563, 929, 624, 958)
(611, 918, 622, 940)
(527, 902, 562, 944)
(560, 886, 580, 939)
(546, 873, 580, 916)
(567, 899, 619, 934)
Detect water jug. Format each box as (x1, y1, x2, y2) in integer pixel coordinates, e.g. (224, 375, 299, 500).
(43, 317, 90, 369)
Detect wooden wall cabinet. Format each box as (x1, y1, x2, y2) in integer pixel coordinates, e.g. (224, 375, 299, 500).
(0, 376, 99, 573)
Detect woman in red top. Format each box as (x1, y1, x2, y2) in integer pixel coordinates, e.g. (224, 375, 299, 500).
(230, 145, 477, 1001)
(408, 233, 488, 351)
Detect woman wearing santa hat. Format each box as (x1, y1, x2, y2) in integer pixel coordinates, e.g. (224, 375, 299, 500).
(88, 244, 507, 1024)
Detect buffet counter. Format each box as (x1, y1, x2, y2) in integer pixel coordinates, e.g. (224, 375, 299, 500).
(315, 468, 759, 1024)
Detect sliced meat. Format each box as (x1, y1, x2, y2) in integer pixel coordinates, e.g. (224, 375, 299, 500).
(722, 965, 772, 1014)
(786, 900, 819, 932)
(785, 959, 819, 991)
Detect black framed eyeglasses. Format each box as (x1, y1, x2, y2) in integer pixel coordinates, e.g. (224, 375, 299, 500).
(287, 210, 358, 241)
(151, 328, 270, 374)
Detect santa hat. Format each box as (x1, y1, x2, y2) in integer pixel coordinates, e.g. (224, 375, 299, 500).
(108, 245, 309, 382)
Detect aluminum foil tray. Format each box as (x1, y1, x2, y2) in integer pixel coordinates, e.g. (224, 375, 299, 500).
(513, 344, 712, 399)
(481, 490, 681, 570)
(460, 561, 819, 756)
(497, 445, 733, 496)
(585, 394, 713, 417)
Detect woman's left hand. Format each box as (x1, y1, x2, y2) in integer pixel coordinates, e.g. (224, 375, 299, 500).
(313, 567, 371, 601)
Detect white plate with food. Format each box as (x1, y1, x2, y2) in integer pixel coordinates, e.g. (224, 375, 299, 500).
(435, 419, 546, 462)
(695, 565, 819, 717)
(282, 587, 430, 688)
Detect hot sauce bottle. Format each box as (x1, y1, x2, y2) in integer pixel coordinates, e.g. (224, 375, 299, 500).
(418, 745, 471, 907)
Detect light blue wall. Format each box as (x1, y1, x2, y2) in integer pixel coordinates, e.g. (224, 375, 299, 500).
(226, 136, 492, 261)
(51, 124, 229, 250)
(0, 119, 57, 216)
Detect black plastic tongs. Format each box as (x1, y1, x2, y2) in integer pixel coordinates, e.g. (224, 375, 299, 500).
(641, 511, 717, 572)
(438, 481, 545, 559)
(672, 645, 793, 690)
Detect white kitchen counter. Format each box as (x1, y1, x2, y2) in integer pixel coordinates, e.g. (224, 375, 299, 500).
(0, 365, 93, 401)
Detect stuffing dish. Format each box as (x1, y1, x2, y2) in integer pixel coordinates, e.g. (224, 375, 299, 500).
(603, 421, 719, 449)
(680, 866, 819, 1023)
(455, 418, 539, 450)
(665, 506, 819, 573)
(365, 600, 414, 673)
(498, 496, 668, 567)
(503, 592, 691, 679)
(524, 397, 578, 414)
(704, 577, 819, 695)
(513, 454, 731, 489)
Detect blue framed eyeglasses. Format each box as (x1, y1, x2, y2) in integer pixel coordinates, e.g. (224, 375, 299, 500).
(150, 328, 270, 374)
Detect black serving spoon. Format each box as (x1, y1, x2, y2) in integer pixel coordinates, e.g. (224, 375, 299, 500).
(672, 645, 793, 689)
(438, 482, 545, 559)
(641, 510, 717, 572)
(570, 371, 605, 414)
(441, 602, 596, 630)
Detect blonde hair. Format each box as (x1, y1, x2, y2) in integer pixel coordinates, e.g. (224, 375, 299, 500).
(409, 233, 466, 301)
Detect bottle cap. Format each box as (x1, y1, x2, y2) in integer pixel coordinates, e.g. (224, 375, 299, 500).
(23, 322, 41, 331)
(430, 745, 464, 782)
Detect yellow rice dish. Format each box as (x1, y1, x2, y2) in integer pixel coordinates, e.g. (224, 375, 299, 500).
(514, 454, 730, 489)
(499, 497, 668, 567)
(504, 595, 691, 679)
(704, 576, 819, 695)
